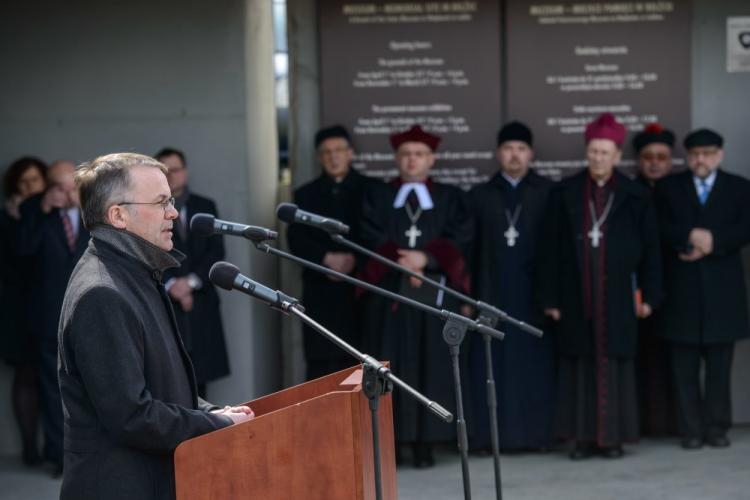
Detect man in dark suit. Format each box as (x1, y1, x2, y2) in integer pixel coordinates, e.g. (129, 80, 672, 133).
(654, 128, 750, 450)
(17, 160, 89, 475)
(540, 113, 662, 459)
(156, 148, 230, 397)
(287, 125, 377, 380)
(59, 152, 252, 500)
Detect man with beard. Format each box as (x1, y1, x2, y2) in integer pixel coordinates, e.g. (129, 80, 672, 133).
(540, 113, 662, 459)
(287, 125, 377, 380)
(467, 121, 555, 452)
(360, 125, 473, 467)
(654, 129, 750, 449)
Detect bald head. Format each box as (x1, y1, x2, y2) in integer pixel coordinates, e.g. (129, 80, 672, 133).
(47, 160, 79, 208)
(48, 160, 76, 180)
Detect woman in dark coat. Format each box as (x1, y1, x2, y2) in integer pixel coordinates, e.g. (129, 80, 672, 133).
(0, 156, 47, 465)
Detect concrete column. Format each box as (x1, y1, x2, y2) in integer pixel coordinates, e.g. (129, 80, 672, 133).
(277, 0, 324, 387)
(210, 0, 281, 402)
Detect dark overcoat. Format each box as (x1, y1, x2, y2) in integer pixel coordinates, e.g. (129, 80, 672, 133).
(654, 169, 750, 344)
(538, 170, 663, 358)
(58, 227, 231, 500)
(287, 169, 378, 363)
(163, 192, 229, 383)
(16, 194, 89, 341)
(0, 210, 36, 364)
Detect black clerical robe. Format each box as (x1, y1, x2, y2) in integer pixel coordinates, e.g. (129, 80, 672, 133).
(467, 170, 556, 450)
(360, 179, 473, 443)
(635, 173, 676, 435)
(539, 170, 662, 447)
(287, 169, 377, 379)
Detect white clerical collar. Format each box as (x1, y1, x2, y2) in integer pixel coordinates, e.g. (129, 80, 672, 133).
(501, 172, 525, 188)
(693, 170, 717, 191)
(393, 182, 434, 210)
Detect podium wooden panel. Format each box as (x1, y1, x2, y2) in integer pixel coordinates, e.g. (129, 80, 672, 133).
(174, 365, 397, 500)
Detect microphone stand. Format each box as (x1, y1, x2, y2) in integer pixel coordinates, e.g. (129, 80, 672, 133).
(328, 234, 546, 500)
(244, 285, 451, 500)
(285, 305, 450, 500)
(254, 242, 504, 500)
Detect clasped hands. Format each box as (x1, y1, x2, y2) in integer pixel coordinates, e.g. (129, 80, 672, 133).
(211, 405, 255, 425)
(397, 249, 427, 288)
(680, 228, 713, 262)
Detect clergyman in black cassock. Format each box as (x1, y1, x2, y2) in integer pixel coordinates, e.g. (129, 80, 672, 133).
(632, 124, 678, 436)
(654, 128, 750, 449)
(467, 121, 556, 452)
(287, 125, 378, 380)
(158, 149, 230, 397)
(540, 113, 662, 459)
(360, 125, 473, 467)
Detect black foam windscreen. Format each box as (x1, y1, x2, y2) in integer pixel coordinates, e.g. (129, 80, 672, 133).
(276, 203, 298, 224)
(189, 213, 215, 237)
(208, 261, 240, 291)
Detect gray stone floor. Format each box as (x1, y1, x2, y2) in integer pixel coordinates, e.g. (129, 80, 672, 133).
(2, 427, 748, 499)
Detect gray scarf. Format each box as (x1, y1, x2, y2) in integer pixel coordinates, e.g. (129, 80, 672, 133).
(91, 225, 184, 273)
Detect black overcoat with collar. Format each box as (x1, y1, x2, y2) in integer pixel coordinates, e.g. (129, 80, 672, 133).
(654, 169, 750, 344)
(538, 169, 663, 358)
(58, 228, 232, 500)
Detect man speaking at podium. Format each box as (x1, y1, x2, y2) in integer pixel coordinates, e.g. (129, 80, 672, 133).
(57, 153, 253, 500)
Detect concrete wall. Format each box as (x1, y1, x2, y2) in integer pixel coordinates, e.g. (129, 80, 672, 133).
(0, 0, 280, 454)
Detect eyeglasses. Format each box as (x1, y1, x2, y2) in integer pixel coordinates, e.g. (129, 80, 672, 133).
(687, 148, 720, 159)
(640, 153, 670, 161)
(319, 146, 351, 156)
(119, 197, 176, 212)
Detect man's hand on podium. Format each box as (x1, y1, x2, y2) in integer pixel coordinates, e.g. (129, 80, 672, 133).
(212, 405, 255, 424)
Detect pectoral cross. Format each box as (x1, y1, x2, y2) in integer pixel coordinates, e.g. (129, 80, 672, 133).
(405, 224, 422, 248)
(504, 225, 519, 247)
(588, 225, 602, 248)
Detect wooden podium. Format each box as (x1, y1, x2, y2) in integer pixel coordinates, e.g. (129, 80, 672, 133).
(174, 365, 397, 499)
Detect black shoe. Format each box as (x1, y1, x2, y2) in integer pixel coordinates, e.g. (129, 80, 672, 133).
(681, 438, 703, 450)
(569, 442, 594, 460)
(600, 445, 624, 459)
(706, 436, 730, 448)
(413, 443, 435, 468)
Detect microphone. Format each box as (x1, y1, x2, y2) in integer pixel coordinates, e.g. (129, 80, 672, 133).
(276, 203, 350, 235)
(209, 261, 301, 312)
(190, 213, 278, 242)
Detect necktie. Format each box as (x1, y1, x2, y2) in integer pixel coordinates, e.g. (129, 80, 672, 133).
(698, 179, 710, 205)
(60, 210, 76, 251)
